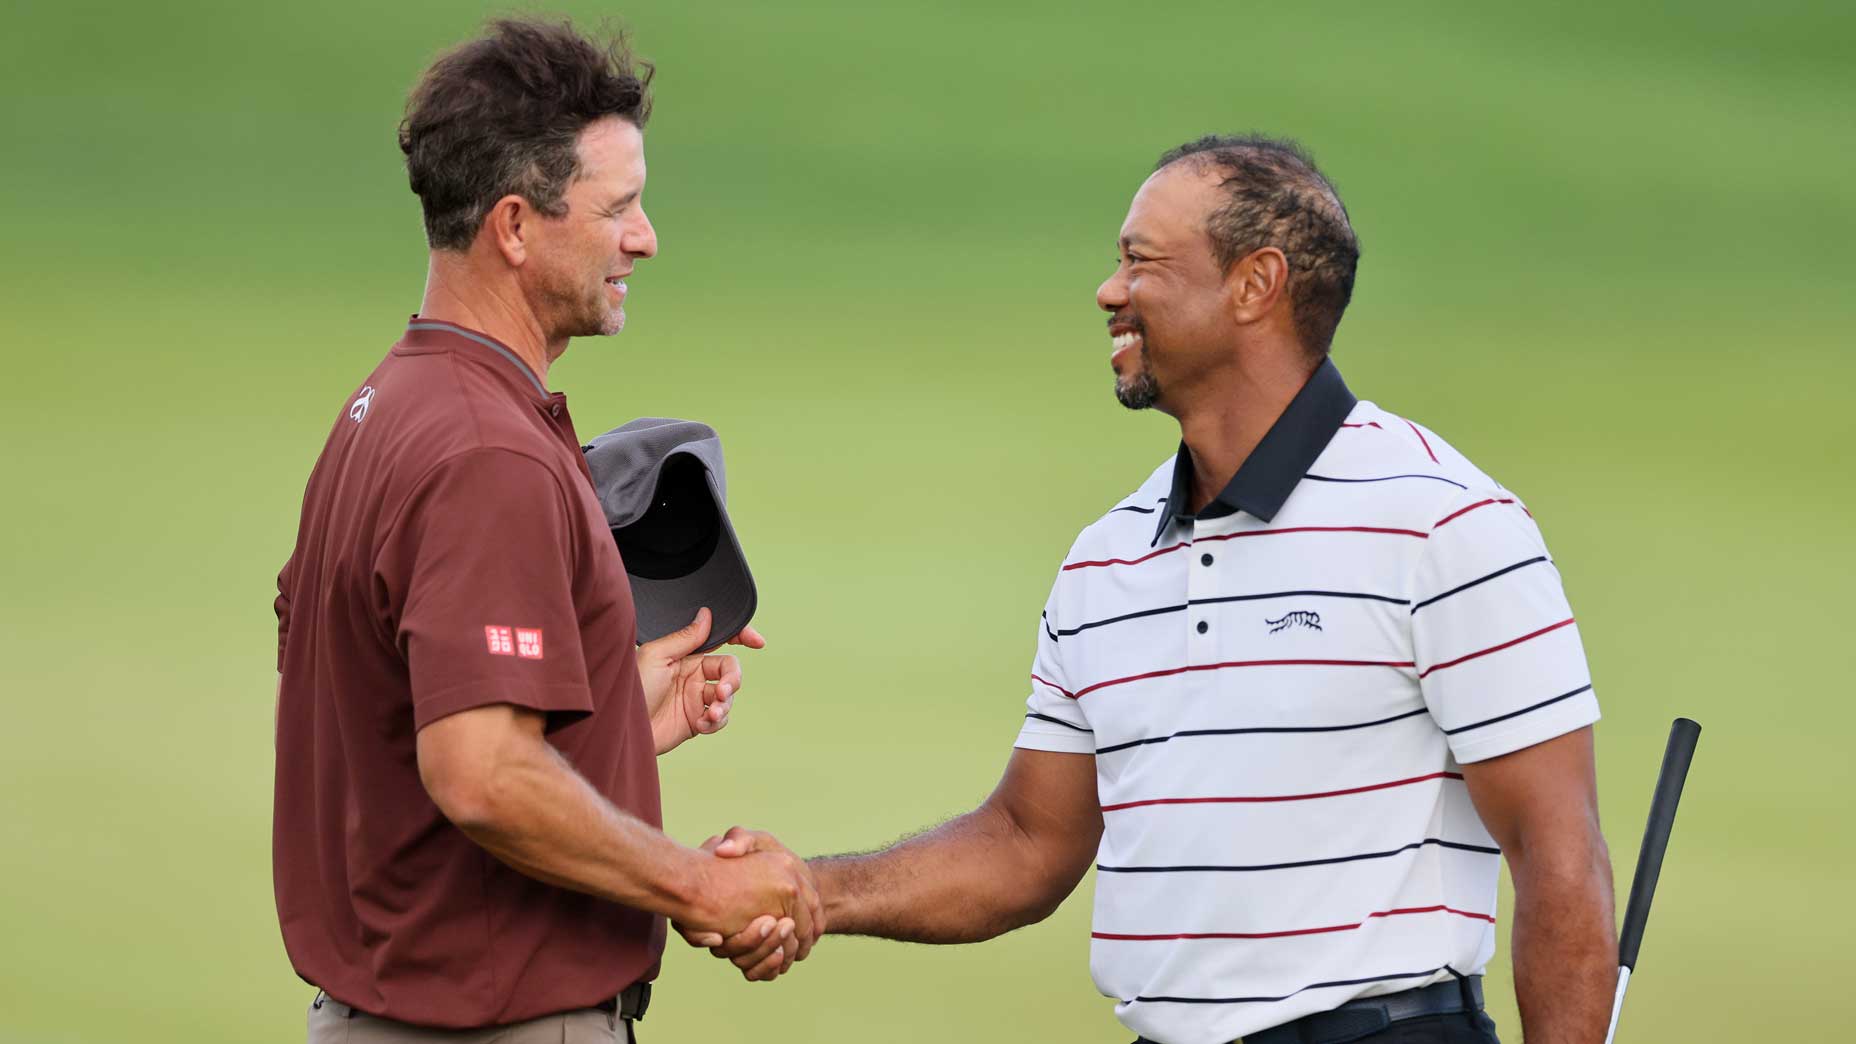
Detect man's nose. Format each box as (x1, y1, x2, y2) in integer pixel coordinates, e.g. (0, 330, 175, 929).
(628, 209, 658, 259)
(1096, 269, 1128, 313)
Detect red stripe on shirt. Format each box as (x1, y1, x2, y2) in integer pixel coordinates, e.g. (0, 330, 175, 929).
(1063, 526, 1427, 572)
(1341, 421, 1385, 430)
(1434, 497, 1517, 529)
(1405, 420, 1440, 463)
(1092, 905, 1495, 942)
(1030, 673, 1075, 699)
(1073, 657, 1415, 700)
(1062, 540, 1192, 571)
(1418, 618, 1576, 679)
(1100, 771, 1463, 812)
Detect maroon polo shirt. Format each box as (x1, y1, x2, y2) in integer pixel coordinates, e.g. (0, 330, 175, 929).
(273, 317, 663, 1028)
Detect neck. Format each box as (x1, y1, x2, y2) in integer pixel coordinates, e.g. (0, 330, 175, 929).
(1173, 349, 1318, 514)
(418, 254, 562, 383)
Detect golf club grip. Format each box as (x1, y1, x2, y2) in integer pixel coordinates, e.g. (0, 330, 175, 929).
(1617, 717, 1701, 971)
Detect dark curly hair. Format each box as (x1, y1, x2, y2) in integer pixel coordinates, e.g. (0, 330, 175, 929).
(399, 18, 654, 251)
(1156, 135, 1360, 357)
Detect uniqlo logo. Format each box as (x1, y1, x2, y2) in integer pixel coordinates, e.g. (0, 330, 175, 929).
(516, 628, 544, 659)
(484, 626, 515, 656)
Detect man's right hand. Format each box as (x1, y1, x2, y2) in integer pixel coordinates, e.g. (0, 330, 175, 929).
(675, 828, 823, 981)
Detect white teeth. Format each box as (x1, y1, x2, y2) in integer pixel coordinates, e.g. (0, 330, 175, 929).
(1113, 332, 1137, 351)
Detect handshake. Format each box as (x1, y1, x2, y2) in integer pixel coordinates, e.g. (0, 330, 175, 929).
(672, 826, 825, 982)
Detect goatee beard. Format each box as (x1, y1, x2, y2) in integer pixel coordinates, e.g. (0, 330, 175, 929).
(1115, 345, 1159, 410)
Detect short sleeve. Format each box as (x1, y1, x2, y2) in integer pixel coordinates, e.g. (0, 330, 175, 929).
(382, 449, 596, 732)
(1014, 571, 1094, 754)
(1411, 489, 1600, 763)
(275, 554, 295, 672)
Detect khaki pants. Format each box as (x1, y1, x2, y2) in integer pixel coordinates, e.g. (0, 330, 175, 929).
(307, 994, 633, 1043)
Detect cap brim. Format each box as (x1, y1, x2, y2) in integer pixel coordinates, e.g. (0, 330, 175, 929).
(625, 503, 756, 653)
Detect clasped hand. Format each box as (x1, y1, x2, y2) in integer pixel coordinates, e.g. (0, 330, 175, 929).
(674, 828, 824, 981)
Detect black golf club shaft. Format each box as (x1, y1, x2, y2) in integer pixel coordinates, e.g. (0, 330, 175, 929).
(1604, 717, 1701, 1044)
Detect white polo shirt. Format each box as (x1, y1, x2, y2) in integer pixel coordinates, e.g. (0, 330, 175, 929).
(1015, 360, 1599, 1044)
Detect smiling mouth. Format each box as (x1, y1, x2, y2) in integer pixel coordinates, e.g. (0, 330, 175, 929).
(1110, 327, 1144, 366)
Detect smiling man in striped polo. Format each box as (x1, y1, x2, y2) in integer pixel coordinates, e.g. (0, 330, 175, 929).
(694, 135, 1615, 1044)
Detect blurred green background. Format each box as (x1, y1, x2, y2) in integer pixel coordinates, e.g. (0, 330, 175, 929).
(2, 0, 1851, 1040)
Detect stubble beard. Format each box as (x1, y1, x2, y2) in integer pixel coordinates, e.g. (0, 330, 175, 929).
(1115, 343, 1160, 410)
(595, 302, 625, 336)
(569, 279, 625, 338)
(535, 260, 627, 341)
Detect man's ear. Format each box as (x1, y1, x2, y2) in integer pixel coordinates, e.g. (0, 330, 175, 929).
(1227, 246, 1289, 326)
(481, 194, 531, 268)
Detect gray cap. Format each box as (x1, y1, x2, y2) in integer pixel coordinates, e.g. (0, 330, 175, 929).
(582, 418, 757, 652)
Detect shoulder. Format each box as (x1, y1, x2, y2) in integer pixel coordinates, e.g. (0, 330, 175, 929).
(372, 356, 573, 483)
(369, 357, 581, 537)
(1304, 400, 1522, 524)
(1328, 401, 1497, 483)
(384, 448, 578, 554)
(1057, 454, 1176, 570)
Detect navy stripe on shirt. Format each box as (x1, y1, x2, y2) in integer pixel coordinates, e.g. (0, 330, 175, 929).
(1097, 707, 1430, 756)
(1097, 837, 1499, 874)
(1305, 473, 1468, 490)
(1411, 556, 1551, 614)
(1443, 684, 1592, 736)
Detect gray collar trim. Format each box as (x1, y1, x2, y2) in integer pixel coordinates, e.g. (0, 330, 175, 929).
(406, 321, 548, 397)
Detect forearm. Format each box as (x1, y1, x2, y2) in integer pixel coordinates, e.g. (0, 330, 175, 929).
(450, 742, 709, 923)
(1509, 836, 1617, 1043)
(813, 803, 1075, 943)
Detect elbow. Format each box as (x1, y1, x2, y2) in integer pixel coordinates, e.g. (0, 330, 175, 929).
(1010, 847, 1093, 929)
(414, 705, 555, 839)
(992, 811, 1090, 932)
(421, 762, 494, 833)
(1509, 819, 1614, 903)
(419, 748, 517, 836)
(1012, 890, 1068, 930)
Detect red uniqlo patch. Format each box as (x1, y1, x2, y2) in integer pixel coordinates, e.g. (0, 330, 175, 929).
(484, 625, 515, 656)
(515, 628, 544, 659)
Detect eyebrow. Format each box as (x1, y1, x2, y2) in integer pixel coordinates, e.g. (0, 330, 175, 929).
(1119, 233, 1157, 253)
(606, 190, 641, 210)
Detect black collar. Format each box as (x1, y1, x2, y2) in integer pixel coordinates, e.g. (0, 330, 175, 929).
(1153, 357, 1358, 545)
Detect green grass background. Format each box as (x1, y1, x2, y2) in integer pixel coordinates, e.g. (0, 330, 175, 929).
(2, 0, 1851, 1039)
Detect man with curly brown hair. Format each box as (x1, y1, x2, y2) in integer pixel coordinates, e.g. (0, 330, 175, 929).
(273, 19, 817, 1043)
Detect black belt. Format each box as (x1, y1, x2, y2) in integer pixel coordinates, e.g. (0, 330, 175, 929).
(1244, 976, 1483, 1044)
(1136, 977, 1483, 1044)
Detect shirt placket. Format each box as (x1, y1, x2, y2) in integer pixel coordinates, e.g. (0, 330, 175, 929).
(541, 394, 595, 485)
(1185, 517, 1217, 666)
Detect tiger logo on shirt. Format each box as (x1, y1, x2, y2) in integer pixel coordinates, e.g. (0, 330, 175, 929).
(1266, 610, 1323, 634)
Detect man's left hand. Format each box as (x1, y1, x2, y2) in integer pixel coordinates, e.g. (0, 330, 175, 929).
(636, 608, 767, 755)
